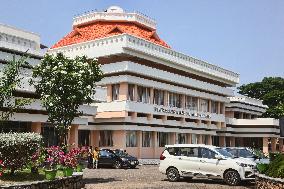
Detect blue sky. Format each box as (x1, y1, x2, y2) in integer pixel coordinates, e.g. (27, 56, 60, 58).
(1, 0, 283, 86)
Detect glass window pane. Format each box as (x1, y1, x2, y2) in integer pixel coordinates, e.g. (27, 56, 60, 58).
(126, 131, 137, 147)
(191, 134, 197, 144)
(128, 84, 135, 101)
(158, 132, 168, 147)
(200, 148, 216, 159)
(142, 131, 152, 147)
(200, 99, 209, 112)
(154, 89, 164, 105)
(138, 86, 150, 103)
(99, 131, 113, 147)
(112, 84, 120, 101)
(178, 133, 187, 144)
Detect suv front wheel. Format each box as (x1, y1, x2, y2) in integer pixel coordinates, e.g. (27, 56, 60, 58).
(166, 167, 180, 182)
(224, 170, 240, 186)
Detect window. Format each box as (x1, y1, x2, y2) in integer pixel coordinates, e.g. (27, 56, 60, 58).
(211, 101, 218, 113)
(168, 92, 182, 108)
(238, 149, 254, 158)
(99, 131, 113, 147)
(137, 86, 150, 103)
(112, 84, 120, 101)
(167, 147, 180, 156)
(42, 124, 59, 147)
(153, 89, 164, 105)
(142, 131, 152, 147)
(128, 84, 135, 101)
(200, 148, 217, 159)
(78, 130, 90, 146)
(126, 131, 137, 147)
(158, 132, 169, 147)
(180, 147, 199, 157)
(100, 150, 112, 157)
(0, 121, 31, 133)
(200, 99, 209, 112)
(185, 96, 198, 111)
(203, 135, 210, 145)
(167, 147, 198, 157)
(191, 134, 197, 144)
(177, 133, 187, 144)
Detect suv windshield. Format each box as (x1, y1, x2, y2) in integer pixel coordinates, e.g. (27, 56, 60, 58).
(215, 148, 234, 158)
(238, 149, 254, 158)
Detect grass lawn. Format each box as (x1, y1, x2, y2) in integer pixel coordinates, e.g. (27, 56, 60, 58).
(0, 168, 65, 185)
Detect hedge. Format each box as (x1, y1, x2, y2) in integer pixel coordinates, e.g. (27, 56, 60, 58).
(0, 132, 42, 174)
(265, 153, 284, 179)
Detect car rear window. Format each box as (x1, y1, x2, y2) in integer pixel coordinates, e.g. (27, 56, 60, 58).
(167, 147, 179, 156)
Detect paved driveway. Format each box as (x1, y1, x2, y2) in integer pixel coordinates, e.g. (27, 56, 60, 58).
(83, 165, 255, 189)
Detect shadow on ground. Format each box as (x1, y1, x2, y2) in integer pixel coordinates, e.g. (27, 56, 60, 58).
(84, 177, 121, 184)
(162, 178, 255, 188)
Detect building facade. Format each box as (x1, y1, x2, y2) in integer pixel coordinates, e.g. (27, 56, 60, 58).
(224, 96, 281, 154)
(48, 6, 282, 158)
(1, 6, 282, 158)
(0, 23, 96, 146)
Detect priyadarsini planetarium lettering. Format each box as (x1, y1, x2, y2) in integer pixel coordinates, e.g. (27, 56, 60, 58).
(154, 107, 211, 119)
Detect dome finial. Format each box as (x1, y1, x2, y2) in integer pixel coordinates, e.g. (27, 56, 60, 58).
(106, 6, 124, 13)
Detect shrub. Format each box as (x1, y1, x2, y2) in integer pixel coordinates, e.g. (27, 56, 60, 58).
(257, 163, 269, 174)
(265, 153, 284, 178)
(269, 152, 281, 161)
(0, 132, 42, 174)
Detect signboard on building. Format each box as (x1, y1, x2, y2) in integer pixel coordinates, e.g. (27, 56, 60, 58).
(154, 107, 211, 119)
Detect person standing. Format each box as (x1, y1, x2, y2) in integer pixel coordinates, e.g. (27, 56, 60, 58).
(93, 147, 99, 169)
(87, 146, 93, 169)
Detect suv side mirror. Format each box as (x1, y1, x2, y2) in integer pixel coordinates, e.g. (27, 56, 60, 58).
(215, 155, 223, 160)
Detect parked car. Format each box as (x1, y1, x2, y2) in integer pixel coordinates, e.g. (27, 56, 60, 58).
(98, 149, 139, 169)
(159, 144, 257, 186)
(223, 147, 270, 164)
(113, 149, 139, 168)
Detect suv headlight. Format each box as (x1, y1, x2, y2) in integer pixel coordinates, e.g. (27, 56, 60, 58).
(236, 162, 254, 168)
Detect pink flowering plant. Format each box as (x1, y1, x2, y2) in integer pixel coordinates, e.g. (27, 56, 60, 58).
(61, 152, 77, 169)
(0, 160, 4, 177)
(45, 146, 65, 170)
(58, 147, 88, 169)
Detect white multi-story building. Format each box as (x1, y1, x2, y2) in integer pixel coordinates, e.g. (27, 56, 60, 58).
(1, 6, 282, 158)
(48, 6, 282, 158)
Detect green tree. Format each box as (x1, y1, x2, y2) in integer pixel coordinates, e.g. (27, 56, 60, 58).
(31, 53, 103, 145)
(0, 54, 30, 123)
(238, 77, 284, 118)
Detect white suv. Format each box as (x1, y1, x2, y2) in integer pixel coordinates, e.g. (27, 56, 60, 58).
(159, 144, 257, 186)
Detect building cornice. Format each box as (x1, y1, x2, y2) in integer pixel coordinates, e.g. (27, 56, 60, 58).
(48, 34, 239, 86)
(228, 96, 268, 109)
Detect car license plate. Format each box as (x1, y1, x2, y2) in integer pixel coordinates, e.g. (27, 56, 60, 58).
(131, 161, 135, 165)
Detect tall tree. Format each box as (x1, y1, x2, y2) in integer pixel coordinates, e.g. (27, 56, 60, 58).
(0, 55, 30, 124)
(238, 77, 284, 118)
(31, 53, 103, 145)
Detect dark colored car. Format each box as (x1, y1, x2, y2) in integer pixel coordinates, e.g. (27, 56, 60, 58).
(98, 149, 139, 169)
(113, 149, 139, 169)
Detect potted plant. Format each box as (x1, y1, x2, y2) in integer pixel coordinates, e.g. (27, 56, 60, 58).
(29, 149, 45, 174)
(61, 152, 76, 177)
(71, 147, 88, 172)
(44, 146, 64, 180)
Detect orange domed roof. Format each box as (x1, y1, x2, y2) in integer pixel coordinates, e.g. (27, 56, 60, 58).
(51, 21, 170, 49)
